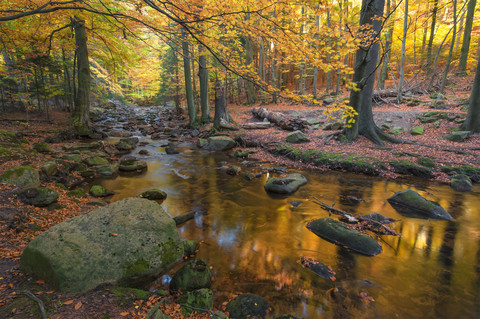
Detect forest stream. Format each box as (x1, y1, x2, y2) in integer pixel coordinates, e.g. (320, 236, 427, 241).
(93, 108, 480, 319)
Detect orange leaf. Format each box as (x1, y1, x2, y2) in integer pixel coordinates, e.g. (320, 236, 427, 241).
(120, 312, 129, 316)
(35, 279, 45, 285)
(63, 299, 74, 305)
(74, 301, 82, 310)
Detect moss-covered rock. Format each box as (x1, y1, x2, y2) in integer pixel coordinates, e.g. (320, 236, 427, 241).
(177, 288, 213, 315)
(226, 293, 271, 319)
(67, 189, 87, 198)
(65, 141, 102, 152)
(416, 157, 436, 168)
(83, 156, 109, 167)
(115, 137, 139, 152)
(387, 190, 452, 220)
(389, 160, 433, 178)
(95, 164, 118, 176)
(306, 218, 382, 256)
(119, 159, 147, 172)
(202, 136, 236, 151)
(169, 259, 213, 292)
(450, 174, 472, 192)
(139, 189, 167, 200)
(89, 185, 113, 197)
(444, 131, 471, 142)
(182, 240, 198, 257)
(0, 166, 40, 187)
(20, 198, 183, 293)
(286, 130, 310, 143)
(411, 126, 424, 135)
(33, 142, 53, 153)
(264, 173, 307, 195)
(440, 165, 480, 183)
(18, 187, 59, 207)
(40, 161, 57, 176)
(61, 153, 82, 162)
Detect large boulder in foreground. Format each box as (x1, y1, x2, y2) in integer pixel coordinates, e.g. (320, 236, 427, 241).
(387, 189, 452, 220)
(20, 198, 183, 293)
(306, 218, 382, 256)
(0, 166, 40, 187)
(264, 173, 307, 194)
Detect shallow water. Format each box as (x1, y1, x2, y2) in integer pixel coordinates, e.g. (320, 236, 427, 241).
(99, 135, 480, 318)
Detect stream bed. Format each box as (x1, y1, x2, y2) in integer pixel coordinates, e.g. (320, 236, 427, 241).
(98, 131, 480, 318)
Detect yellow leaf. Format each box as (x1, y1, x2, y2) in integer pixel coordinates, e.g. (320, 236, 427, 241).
(74, 301, 82, 310)
(120, 312, 129, 316)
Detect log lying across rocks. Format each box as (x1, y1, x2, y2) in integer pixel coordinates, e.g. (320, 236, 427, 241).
(251, 107, 309, 131)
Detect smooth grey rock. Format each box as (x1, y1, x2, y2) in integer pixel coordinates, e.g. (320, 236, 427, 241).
(202, 136, 236, 151)
(264, 173, 307, 194)
(286, 131, 310, 143)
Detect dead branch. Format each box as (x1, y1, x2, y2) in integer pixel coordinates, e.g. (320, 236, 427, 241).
(252, 107, 308, 131)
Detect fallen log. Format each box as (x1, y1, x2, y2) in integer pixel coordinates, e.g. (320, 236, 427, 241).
(174, 209, 206, 226)
(242, 122, 272, 129)
(252, 107, 309, 131)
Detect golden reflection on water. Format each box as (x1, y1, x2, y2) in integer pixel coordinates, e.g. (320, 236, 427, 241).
(99, 150, 480, 318)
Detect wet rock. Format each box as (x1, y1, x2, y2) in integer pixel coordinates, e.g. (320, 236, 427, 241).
(300, 257, 336, 281)
(286, 130, 310, 143)
(0, 166, 40, 187)
(268, 167, 289, 174)
(83, 156, 109, 167)
(177, 288, 213, 315)
(33, 142, 53, 154)
(182, 240, 198, 257)
(40, 161, 57, 176)
(450, 174, 472, 192)
(226, 166, 241, 176)
(138, 149, 149, 155)
(226, 293, 271, 319)
(290, 200, 303, 208)
(264, 173, 307, 194)
(18, 187, 59, 207)
(444, 131, 471, 142)
(139, 189, 167, 200)
(202, 136, 236, 151)
(115, 137, 139, 152)
(307, 218, 382, 256)
(95, 164, 118, 177)
(387, 189, 452, 220)
(165, 144, 179, 154)
(89, 185, 114, 197)
(169, 259, 213, 292)
(20, 198, 183, 293)
(61, 154, 82, 162)
(118, 158, 147, 172)
(66, 141, 102, 152)
(233, 149, 254, 158)
(110, 130, 133, 137)
(361, 212, 397, 224)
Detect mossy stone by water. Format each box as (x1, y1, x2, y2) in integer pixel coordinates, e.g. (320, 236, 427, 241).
(61, 153, 82, 162)
(0, 166, 40, 187)
(89, 185, 113, 197)
(20, 198, 183, 293)
(169, 259, 213, 292)
(83, 156, 109, 166)
(139, 189, 167, 200)
(306, 218, 382, 256)
(203, 136, 236, 151)
(387, 189, 452, 220)
(96, 164, 118, 176)
(226, 293, 271, 319)
(264, 173, 307, 195)
(450, 174, 472, 192)
(177, 288, 213, 315)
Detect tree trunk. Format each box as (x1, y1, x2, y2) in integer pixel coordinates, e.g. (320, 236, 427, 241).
(345, 0, 398, 145)
(245, 36, 256, 104)
(198, 46, 210, 123)
(440, 0, 457, 94)
(457, 0, 477, 76)
(461, 59, 480, 132)
(213, 80, 228, 130)
(397, 0, 408, 103)
(426, 0, 439, 75)
(72, 16, 90, 127)
(325, 10, 331, 93)
(181, 28, 196, 127)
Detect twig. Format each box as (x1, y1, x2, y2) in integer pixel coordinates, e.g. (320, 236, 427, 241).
(20, 290, 47, 319)
(311, 197, 401, 237)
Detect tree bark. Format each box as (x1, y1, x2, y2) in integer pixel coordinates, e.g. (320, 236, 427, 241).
(426, 0, 439, 75)
(461, 59, 480, 132)
(440, 0, 457, 94)
(181, 28, 196, 127)
(72, 16, 90, 127)
(213, 80, 229, 130)
(345, 0, 399, 145)
(457, 0, 477, 76)
(245, 36, 256, 104)
(198, 46, 210, 123)
(397, 0, 408, 103)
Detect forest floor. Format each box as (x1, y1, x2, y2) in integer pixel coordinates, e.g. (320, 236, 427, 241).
(0, 78, 479, 318)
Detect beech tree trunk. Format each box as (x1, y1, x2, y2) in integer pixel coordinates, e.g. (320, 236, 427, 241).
(461, 59, 480, 132)
(181, 28, 196, 127)
(457, 0, 477, 76)
(397, 0, 408, 103)
(345, 0, 398, 145)
(426, 0, 439, 75)
(440, 0, 457, 94)
(245, 36, 256, 104)
(198, 46, 210, 123)
(72, 16, 90, 127)
(213, 80, 229, 129)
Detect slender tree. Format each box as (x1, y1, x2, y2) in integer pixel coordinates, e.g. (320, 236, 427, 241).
(397, 0, 408, 103)
(457, 0, 477, 75)
(181, 28, 196, 127)
(426, 0, 439, 75)
(198, 46, 210, 123)
(72, 16, 90, 127)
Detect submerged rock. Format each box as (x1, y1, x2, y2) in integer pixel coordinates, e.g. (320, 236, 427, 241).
(20, 198, 183, 293)
(169, 259, 213, 293)
(226, 293, 271, 319)
(18, 187, 59, 207)
(387, 189, 452, 220)
(202, 136, 236, 151)
(139, 189, 167, 200)
(264, 173, 307, 194)
(306, 218, 382, 256)
(300, 257, 336, 281)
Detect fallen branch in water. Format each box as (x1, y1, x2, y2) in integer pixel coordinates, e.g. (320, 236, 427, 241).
(174, 209, 206, 226)
(311, 196, 401, 237)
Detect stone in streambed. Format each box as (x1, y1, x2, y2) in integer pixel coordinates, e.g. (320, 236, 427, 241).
(83, 156, 109, 166)
(118, 157, 147, 172)
(202, 136, 236, 151)
(450, 174, 472, 192)
(89, 185, 114, 197)
(387, 189, 452, 220)
(226, 293, 271, 319)
(169, 259, 213, 293)
(17, 187, 59, 207)
(139, 189, 167, 200)
(264, 173, 307, 195)
(177, 288, 213, 315)
(0, 166, 40, 187)
(20, 198, 183, 293)
(306, 218, 382, 256)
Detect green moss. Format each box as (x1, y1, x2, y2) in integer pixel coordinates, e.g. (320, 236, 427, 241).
(0, 146, 11, 155)
(390, 160, 433, 178)
(160, 240, 182, 266)
(67, 189, 87, 198)
(0, 129, 15, 137)
(124, 258, 150, 278)
(417, 157, 436, 168)
(55, 183, 67, 190)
